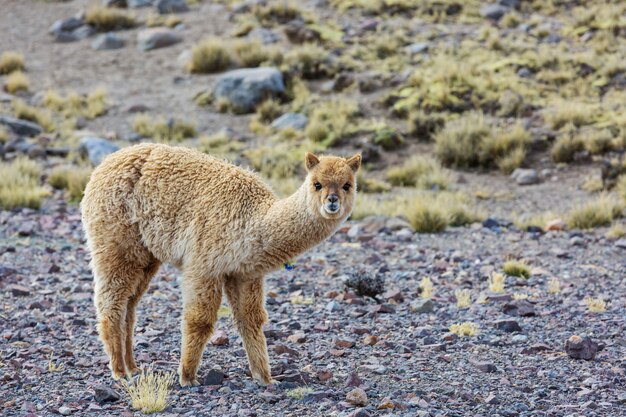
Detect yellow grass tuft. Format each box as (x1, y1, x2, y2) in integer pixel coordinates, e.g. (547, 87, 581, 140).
(489, 272, 505, 293)
(454, 289, 472, 309)
(47, 352, 64, 373)
(5, 71, 29, 94)
(503, 260, 531, 278)
(133, 114, 196, 143)
(233, 40, 282, 68)
(0, 51, 25, 75)
(286, 387, 315, 400)
(0, 157, 48, 210)
(48, 165, 93, 202)
(606, 223, 626, 240)
(420, 276, 433, 299)
(565, 193, 623, 229)
(120, 367, 175, 414)
(188, 38, 231, 74)
(386, 155, 451, 190)
(547, 277, 561, 295)
(476, 292, 488, 304)
(12, 99, 56, 132)
(85, 6, 136, 31)
(512, 293, 529, 300)
(290, 295, 314, 305)
(583, 297, 606, 313)
(449, 322, 479, 337)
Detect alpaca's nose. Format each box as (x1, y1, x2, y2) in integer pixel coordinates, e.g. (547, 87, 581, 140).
(328, 194, 339, 204)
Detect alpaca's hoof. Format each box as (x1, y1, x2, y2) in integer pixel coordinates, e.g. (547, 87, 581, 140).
(179, 377, 200, 387)
(127, 366, 141, 375)
(111, 369, 127, 380)
(252, 372, 275, 386)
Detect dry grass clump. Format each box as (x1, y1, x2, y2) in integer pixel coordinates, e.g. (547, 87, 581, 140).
(12, 99, 56, 132)
(544, 101, 595, 130)
(489, 272, 505, 293)
(582, 128, 614, 155)
(233, 40, 282, 68)
(420, 276, 433, 299)
(407, 111, 445, 141)
(252, 2, 301, 27)
(551, 130, 585, 163)
(0, 126, 9, 143)
(119, 367, 175, 414)
(286, 387, 315, 400)
(255, 99, 282, 124)
(188, 38, 231, 74)
(4, 71, 29, 94)
(371, 126, 404, 151)
(503, 260, 531, 278)
(455, 289, 472, 309)
(0, 157, 48, 210)
(565, 193, 623, 229)
(48, 165, 92, 202)
(547, 277, 561, 295)
(583, 297, 606, 313)
(356, 171, 391, 193)
(146, 13, 182, 28)
(198, 131, 243, 158)
(283, 44, 333, 79)
(605, 223, 626, 240)
(187, 38, 231, 74)
(133, 114, 196, 143)
(386, 155, 451, 190)
(434, 113, 530, 173)
(449, 322, 479, 337)
(42, 88, 108, 119)
(245, 141, 313, 180)
(404, 192, 482, 233)
(305, 100, 359, 146)
(85, 6, 136, 31)
(0, 51, 25, 75)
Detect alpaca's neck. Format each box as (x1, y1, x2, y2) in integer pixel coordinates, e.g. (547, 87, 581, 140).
(259, 185, 343, 267)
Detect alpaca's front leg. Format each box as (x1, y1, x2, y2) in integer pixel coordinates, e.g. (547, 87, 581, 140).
(179, 277, 223, 387)
(224, 276, 273, 385)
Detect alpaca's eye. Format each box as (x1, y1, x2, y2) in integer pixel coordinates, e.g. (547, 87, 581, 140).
(314, 182, 322, 191)
(343, 183, 351, 191)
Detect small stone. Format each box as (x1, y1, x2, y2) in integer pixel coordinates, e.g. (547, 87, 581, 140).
(377, 397, 394, 410)
(545, 218, 567, 231)
(520, 343, 551, 354)
(316, 370, 333, 382)
(326, 300, 342, 312)
(155, 0, 189, 14)
(270, 113, 308, 131)
(494, 319, 522, 333)
(93, 385, 121, 404)
(287, 332, 306, 343)
(137, 28, 182, 51)
(480, 4, 509, 20)
(614, 239, 626, 249)
(0, 115, 43, 137)
(212, 67, 285, 114)
(335, 338, 355, 348)
(511, 168, 539, 185)
(58, 406, 72, 416)
(91, 33, 125, 50)
(565, 335, 600, 360)
(128, 0, 153, 7)
(78, 137, 120, 166)
(346, 388, 368, 406)
(203, 369, 225, 386)
(517, 67, 533, 78)
(406, 42, 429, 55)
(344, 372, 363, 388)
(370, 304, 395, 314)
(410, 299, 434, 313)
(210, 330, 228, 346)
(363, 335, 378, 346)
(274, 344, 298, 356)
(10, 285, 30, 297)
(469, 358, 497, 373)
(512, 334, 528, 344)
(49, 17, 84, 36)
(382, 288, 403, 302)
(484, 393, 498, 404)
(347, 409, 371, 417)
(503, 300, 536, 317)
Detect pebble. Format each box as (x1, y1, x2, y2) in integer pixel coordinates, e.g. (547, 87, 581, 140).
(410, 299, 434, 313)
(565, 335, 600, 360)
(210, 330, 229, 346)
(511, 168, 539, 185)
(346, 388, 368, 406)
(91, 33, 125, 50)
(58, 406, 72, 416)
(93, 385, 121, 403)
(203, 369, 226, 386)
(494, 319, 522, 333)
(137, 28, 182, 51)
(270, 113, 308, 131)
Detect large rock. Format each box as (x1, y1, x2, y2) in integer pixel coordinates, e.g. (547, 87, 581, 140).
(155, 0, 189, 14)
(92, 33, 125, 50)
(49, 17, 84, 35)
(212, 67, 285, 114)
(137, 28, 182, 51)
(93, 385, 121, 403)
(511, 168, 539, 185)
(565, 335, 601, 360)
(271, 113, 308, 130)
(78, 137, 120, 166)
(0, 115, 43, 137)
(481, 4, 509, 20)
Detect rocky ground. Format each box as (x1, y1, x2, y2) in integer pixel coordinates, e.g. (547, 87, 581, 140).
(1, 200, 626, 416)
(2, 0, 626, 416)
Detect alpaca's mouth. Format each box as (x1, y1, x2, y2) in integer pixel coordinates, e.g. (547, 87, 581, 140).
(322, 203, 342, 218)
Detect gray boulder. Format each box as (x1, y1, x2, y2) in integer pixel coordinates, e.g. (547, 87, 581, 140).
(72, 25, 97, 40)
(155, 0, 189, 14)
(511, 168, 539, 185)
(212, 67, 284, 114)
(0, 115, 43, 137)
(92, 33, 125, 50)
(128, 0, 153, 7)
(480, 4, 509, 20)
(78, 137, 120, 166)
(49, 17, 84, 35)
(271, 113, 308, 130)
(137, 28, 182, 51)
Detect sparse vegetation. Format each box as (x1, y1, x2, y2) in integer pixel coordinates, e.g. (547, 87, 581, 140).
(449, 322, 479, 337)
(233, 40, 282, 68)
(547, 277, 561, 295)
(0, 51, 25, 75)
(584, 297, 606, 313)
(455, 289, 471, 309)
(286, 387, 315, 400)
(305, 100, 359, 146)
(565, 193, 623, 229)
(503, 260, 531, 278)
(0, 157, 48, 210)
(133, 114, 196, 143)
(85, 6, 136, 31)
(4, 71, 29, 93)
(420, 276, 433, 299)
(489, 272, 505, 293)
(386, 155, 451, 190)
(120, 367, 175, 414)
(48, 166, 92, 202)
(188, 38, 231, 74)
(606, 223, 626, 240)
(12, 99, 56, 132)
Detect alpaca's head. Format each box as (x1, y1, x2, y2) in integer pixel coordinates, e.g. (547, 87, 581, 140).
(304, 152, 361, 220)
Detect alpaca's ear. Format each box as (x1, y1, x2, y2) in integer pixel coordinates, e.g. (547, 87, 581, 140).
(305, 152, 320, 171)
(346, 154, 361, 172)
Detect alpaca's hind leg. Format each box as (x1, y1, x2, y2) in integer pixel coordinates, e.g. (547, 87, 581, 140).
(178, 276, 223, 387)
(224, 276, 273, 385)
(124, 258, 161, 374)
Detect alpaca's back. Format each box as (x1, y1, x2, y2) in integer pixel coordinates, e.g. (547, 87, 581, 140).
(82, 143, 276, 270)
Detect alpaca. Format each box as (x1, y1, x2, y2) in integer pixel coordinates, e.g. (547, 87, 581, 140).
(80, 143, 361, 386)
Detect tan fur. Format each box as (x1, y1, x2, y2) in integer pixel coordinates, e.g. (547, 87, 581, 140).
(80, 143, 360, 386)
